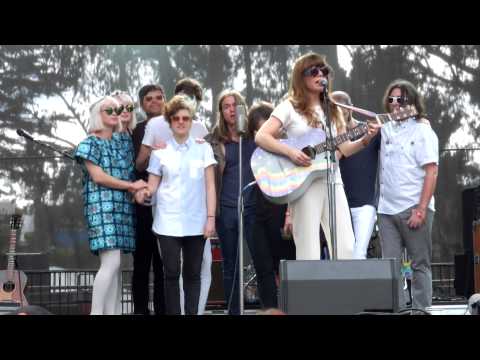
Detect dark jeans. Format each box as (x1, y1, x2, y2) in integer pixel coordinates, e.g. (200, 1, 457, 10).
(216, 205, 256, 315)
(157, 235, 206, 315)
(132, 206, 165, 315)
(251, 205, 292, 309)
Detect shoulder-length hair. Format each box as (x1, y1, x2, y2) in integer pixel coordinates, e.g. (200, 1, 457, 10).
(382, 79, 426, 118)
(288, 52, 345, 132)
(111, 90, 138, 131)
(213, 89, 247, 143)
(88, 96, 121, 133)
(247, 101, 274, 139)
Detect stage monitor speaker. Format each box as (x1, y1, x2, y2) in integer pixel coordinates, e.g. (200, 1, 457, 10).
(279, 259, 401, 315)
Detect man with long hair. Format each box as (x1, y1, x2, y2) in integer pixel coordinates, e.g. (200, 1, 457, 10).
(377, 79, 438, 310)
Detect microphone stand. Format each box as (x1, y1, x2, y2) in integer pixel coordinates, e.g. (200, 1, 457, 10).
(238, 180, 256, 315)
(323, 89, 338, 260)
(17, 129, 75, 160)
(238, 132, 245, 315)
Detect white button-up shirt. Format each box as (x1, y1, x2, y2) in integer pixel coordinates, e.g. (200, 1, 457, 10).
(378, 118, 439, 215)
(142, 115, 208, 146)
(147, 137, 217, 237)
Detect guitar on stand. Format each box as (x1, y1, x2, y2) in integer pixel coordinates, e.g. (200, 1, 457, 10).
(251, 105, 418, 204)
(0, 214, 28, 310)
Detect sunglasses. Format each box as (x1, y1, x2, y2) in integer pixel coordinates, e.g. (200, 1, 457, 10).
(171, 115, 191, 123)
(388, 96, 408, 105)
(144, 95, 164, 102)
(102, 106, 124, 116)
(122, 104, 135, 113)
(303, 65, 329, 78)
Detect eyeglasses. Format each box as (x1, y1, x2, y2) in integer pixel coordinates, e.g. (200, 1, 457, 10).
(171, 115, 191, 123)
(303, 65, 329, 78)
(388, 96, 408, 105)
(144, 95, 164, 102)
(123, 104, 135, 113)
(102, 106, 123, 116)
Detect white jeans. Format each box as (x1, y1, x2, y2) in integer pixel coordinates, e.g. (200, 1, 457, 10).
(350, 205, 377, 259)
(179, 239, 212, 315)
(291, 179, 355, 260)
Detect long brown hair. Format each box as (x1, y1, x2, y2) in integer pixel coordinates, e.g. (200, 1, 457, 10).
(382, 79, 426, 118)
(212, 89, 247, 143)
(288, 52, 345, 132)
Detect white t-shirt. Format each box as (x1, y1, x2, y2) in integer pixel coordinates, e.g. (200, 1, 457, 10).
(378, 118, 439, 215)
(147, 136, 217, 237)
(271, 99, 343, 184)
(142, 115, 208, 148)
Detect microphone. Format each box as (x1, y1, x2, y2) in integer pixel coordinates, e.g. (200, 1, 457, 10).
(320, 79, 328, 87)
(17, 129, 34, 141)
(236, 104, 247, 134)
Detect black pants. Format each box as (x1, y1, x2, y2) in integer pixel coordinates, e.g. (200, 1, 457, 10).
(132, 206, 165, 315)
(157, 234, 206, 315)
(251, 205, 295, 309)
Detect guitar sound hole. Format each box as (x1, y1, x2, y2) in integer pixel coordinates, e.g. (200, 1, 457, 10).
(3, 281, 15, 292)
(302, 146, 316, 160)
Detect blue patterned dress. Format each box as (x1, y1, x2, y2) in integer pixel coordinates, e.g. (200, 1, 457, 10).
(75, 133, 136, 255)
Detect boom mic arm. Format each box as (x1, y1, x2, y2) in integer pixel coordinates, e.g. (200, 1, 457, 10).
(16, 128, 75, 160)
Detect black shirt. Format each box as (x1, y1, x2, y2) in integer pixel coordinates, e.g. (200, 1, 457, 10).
(339, 131, 381, 208)
(131, 120, 148, 182)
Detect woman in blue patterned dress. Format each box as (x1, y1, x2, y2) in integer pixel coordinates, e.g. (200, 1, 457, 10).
(75, 96, 147, 315)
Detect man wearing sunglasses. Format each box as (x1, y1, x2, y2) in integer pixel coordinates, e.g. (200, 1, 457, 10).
(131, 84, 167, 315)
(377, 79, 439, 311)
(136, 78, 208, 172)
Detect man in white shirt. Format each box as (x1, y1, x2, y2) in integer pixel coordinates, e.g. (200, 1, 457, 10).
(136, 78, 212, 315)
(377, 79, 439, 311)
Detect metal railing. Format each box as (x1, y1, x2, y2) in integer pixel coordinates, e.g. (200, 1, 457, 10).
(11, 262, 460, 315)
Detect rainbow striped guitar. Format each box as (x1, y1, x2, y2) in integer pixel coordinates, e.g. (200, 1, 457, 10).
(251, 105, 417, 205)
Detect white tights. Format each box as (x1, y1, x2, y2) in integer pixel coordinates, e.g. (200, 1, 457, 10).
(90, 249, 122, 315)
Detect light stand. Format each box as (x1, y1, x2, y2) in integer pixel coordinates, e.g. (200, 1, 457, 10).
(323, 88, 338, 260)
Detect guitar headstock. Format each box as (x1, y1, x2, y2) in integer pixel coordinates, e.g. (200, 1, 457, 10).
(377, 105, 418, 124)
(390, 105, 418, 122)
(10, 214, 23, 231)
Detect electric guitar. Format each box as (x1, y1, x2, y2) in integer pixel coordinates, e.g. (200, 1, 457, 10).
(251, 105, 418, 204)
(0, 214, 28, 307)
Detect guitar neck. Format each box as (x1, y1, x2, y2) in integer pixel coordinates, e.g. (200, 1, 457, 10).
(314, 123, 368, 153)
(7, 229, 17, 272)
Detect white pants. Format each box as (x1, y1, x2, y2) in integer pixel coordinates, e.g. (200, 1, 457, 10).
(179, 239, 212, 315)
(291, 179, 355, 260)
(90, 249, 122, 315)
(350, 205, 377, 259)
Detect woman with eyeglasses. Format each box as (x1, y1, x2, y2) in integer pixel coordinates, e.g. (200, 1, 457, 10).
(111, 91, 137, 136)
(74, 96, 147, 315)
(255, 52, 380, 261)
(135, 95, 216, 315)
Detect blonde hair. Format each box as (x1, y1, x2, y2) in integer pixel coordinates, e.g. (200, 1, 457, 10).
(88, 96, 121, 133)
(213, 89, 247, 143)
(288, 52, 345, 132)
(111, 90, 137, 131)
